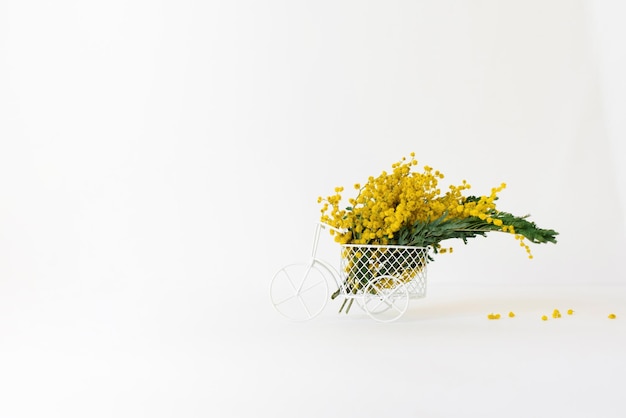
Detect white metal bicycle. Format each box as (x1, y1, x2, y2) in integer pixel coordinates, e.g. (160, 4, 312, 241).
(270, 223, 429, 322)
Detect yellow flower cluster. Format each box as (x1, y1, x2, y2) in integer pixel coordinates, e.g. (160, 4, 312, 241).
(318, 153, 534, 257)
(487, 308, 616, 321)
(487, 311, 515, 320)
(538, 308, 615, 320)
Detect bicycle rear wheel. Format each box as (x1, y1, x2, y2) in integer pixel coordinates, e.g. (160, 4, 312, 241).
(360, 275, 409, 322)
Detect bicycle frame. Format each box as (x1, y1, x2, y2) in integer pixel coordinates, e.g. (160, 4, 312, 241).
(308, 222, 343, 288)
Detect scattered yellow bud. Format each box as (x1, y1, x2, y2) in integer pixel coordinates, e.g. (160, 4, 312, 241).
(552, 309, 561, 319)
(541, 315, 548, 321)
(508, 311, 515, 318)
(608, 313, 617, 319)
(495, 313, 501, 319)
(487, 313, 500, 320)
(567, 309, 574, 315)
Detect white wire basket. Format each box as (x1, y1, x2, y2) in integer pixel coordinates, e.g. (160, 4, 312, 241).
(339, 244, 428, 298)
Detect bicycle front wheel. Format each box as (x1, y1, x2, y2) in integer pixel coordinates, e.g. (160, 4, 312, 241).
(270, 262, 330, 321)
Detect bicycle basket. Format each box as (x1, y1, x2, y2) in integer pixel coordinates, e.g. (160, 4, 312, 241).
(339, 244, 428, 298)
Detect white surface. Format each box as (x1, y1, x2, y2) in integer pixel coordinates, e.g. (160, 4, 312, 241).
(2, 1, 626, 417)
(2, 281, 625, 417)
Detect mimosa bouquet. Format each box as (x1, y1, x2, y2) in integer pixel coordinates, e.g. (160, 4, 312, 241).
(318, 153, 558, 309)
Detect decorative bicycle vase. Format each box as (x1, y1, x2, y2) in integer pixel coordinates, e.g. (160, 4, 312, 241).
(270, 223, 429, 322)
(270, 153, 559, 323)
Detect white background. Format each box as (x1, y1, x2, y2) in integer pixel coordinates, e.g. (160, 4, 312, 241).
(1, 1, 625, 417)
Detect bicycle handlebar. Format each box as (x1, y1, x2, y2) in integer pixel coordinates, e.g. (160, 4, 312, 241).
(318, 222, 347, 234)
(311, 222, 347, 258)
